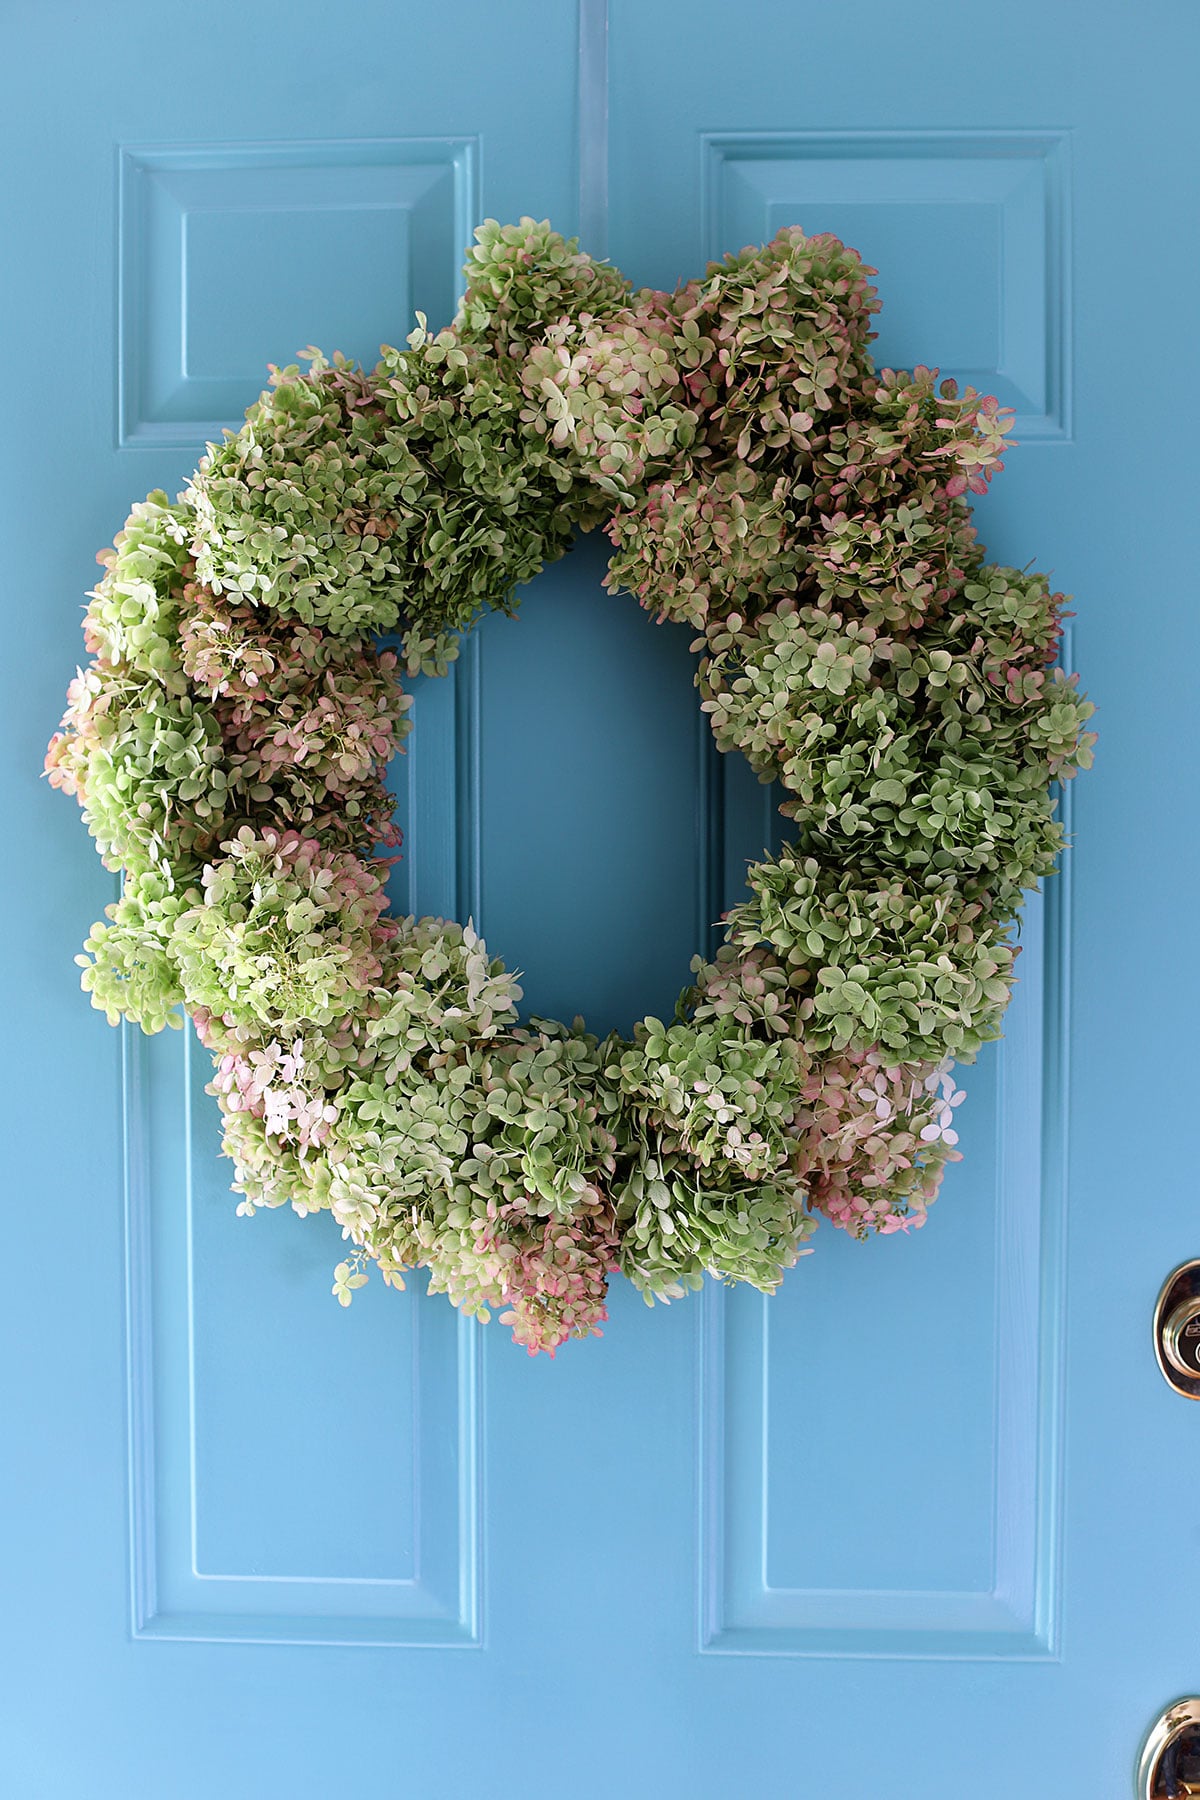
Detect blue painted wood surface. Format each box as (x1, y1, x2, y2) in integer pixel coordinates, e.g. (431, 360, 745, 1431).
(3, 1, 1198, 1793)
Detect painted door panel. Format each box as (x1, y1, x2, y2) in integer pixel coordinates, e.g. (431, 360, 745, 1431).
(2, 2, 1196, 1795)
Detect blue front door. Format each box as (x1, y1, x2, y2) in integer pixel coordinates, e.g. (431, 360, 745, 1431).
(5, 3, 1197, 1794)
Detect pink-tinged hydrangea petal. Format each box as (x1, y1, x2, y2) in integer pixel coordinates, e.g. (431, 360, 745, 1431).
(794, 1046, 963, 1239)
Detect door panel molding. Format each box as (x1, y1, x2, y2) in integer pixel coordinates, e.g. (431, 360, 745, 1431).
(699, 795, 1072, 1659)
(118, 136, 478, 450)
(702, 129, 1071, 440)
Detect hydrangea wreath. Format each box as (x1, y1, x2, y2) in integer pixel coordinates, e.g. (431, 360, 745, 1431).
(47, 219, 1094, 1354)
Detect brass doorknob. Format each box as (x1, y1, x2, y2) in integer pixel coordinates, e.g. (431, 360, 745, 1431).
(1138, 1699, 1200, 1798)
(1154, 1264, 1200, 1399)
(1163, 1298, 1200, 1381)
